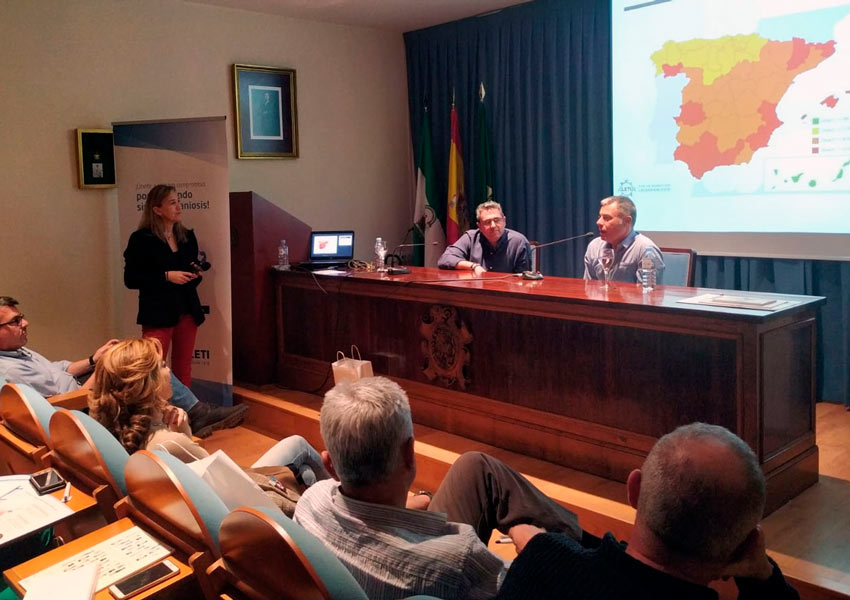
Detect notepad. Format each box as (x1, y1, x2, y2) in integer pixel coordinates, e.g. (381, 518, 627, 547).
(0, 476, 73, 546)
(23, 563, 99, 600)
(678, 294, 794, 311)
(20, 526, 171, 593)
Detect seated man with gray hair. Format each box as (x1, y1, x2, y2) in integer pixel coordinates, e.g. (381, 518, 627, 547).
(495, 422, 799, 599)
(293, 376, 586, 600)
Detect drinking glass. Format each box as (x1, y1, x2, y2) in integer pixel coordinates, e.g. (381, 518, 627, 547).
(599, 247, 614, 290)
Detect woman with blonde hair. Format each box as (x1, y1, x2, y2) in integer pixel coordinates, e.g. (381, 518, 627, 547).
(123, 184, 246, 436)
(89, 337, 200, 460)
(89, 338, 328, 483)
(123, 184, 204, 388)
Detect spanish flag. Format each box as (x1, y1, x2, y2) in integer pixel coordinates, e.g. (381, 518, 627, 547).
(446, 103, 468, 244)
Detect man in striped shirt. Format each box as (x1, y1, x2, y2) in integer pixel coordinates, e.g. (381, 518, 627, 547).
(293, 376, 585, 599)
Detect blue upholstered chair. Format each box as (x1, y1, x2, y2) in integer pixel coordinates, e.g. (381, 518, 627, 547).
(217, 506, 369, 600)
(48, 408, 129, 520)
(1, 382, 55, 446)
(659, 247, 695, 286)
(119, 449, 229, 600)
(121, 449, 228, 552)
(215, 506, 442, 600)
(0, 382, 55, 473)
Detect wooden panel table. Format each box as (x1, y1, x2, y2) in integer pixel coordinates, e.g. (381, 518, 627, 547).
(274, 267, 825, 514)
(4, 518, 193, 599)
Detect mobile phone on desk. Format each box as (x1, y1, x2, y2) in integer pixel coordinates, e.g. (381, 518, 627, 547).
(108, 559, 179, 599)
(28, 468, 66, 495)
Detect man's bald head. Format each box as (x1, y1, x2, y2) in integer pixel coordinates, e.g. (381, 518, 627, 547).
(637, 423, 765, 563)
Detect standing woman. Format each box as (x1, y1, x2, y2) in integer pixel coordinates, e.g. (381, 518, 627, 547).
(124, 184, 204, 387)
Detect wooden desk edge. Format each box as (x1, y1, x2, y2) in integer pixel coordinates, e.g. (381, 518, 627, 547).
(3, 517, 192, 599)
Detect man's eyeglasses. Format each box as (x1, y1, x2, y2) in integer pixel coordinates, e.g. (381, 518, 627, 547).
(478, 217, 504, 226)
(0, 314, 25, 328)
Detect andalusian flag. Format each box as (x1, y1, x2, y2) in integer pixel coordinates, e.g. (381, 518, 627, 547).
(413, 107, 445, 267)
(446, 102, 468, 244)
(474, 82, 496, 207)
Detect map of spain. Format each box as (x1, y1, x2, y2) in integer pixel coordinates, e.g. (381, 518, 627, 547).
(651, 34, 835, 178)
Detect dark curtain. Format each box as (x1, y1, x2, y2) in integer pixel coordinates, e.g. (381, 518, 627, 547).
(404, 0, 849, 405)
(405, 0, 611, 277)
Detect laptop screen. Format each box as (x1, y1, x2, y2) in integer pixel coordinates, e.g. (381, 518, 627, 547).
(309, 231, 355, 261)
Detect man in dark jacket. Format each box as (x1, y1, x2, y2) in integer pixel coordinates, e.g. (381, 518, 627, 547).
(496, 423, 799, 600)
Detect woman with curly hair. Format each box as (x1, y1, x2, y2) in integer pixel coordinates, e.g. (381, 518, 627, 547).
(88, 337, 203, 461)
(89, 338, 328, 484)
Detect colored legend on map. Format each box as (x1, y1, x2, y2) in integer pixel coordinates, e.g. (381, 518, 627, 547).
(809, 115, 850, 155)
(813, 118, 820, 154)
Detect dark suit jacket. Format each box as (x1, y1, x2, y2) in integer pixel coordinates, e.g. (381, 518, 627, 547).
(124, 228, 205, 328)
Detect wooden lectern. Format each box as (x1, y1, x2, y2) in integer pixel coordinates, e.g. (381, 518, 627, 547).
(229, 191, 311, 384)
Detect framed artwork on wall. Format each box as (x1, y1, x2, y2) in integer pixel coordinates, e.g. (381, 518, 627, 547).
(76, 128, 117, 188)
(233, 64, 299, 159)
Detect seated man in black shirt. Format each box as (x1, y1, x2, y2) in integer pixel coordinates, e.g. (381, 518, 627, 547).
(496, 422, 799, 600)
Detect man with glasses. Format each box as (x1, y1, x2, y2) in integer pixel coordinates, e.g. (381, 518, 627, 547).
(0, 296, 246, 438)
(438, 201, 532, 275)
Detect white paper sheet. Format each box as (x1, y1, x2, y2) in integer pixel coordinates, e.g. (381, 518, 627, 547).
(23, 563, 99, 600)
(19, 526, 172, 593)
(678, 293, 795, 311)
(0, 476, 73, 546)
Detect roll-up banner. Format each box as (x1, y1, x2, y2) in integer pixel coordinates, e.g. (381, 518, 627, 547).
(114, 117, 233, 406)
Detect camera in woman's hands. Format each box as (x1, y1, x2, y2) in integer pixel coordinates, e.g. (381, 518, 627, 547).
(190, 250, 211, 273)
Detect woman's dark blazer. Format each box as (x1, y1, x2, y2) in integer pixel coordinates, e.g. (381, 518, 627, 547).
(124, 228, 206, 328)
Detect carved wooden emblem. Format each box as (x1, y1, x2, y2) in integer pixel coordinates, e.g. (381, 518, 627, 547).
(420, 305, 472, 389)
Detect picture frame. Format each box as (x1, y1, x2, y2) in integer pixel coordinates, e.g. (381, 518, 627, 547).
(233, 64, 299, 159)
(76, 128, 117, 188)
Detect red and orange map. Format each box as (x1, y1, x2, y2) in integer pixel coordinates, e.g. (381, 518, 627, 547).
(652, 34, 835, 178)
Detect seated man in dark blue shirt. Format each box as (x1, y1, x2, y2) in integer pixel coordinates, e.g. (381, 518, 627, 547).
(495, 423, 799, 600)
(438, 201, 531, 275)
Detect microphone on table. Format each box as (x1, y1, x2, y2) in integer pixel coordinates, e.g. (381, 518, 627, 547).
(522, 232, 594, 280)
(387, 241, 439, 275)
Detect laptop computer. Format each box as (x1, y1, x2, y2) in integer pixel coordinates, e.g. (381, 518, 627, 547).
(299, 230, 355, 270)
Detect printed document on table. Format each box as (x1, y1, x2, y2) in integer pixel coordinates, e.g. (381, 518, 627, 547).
(19, 525, 172, 593)
(0, 475, 73, 546)
(678, 294, 796, 311)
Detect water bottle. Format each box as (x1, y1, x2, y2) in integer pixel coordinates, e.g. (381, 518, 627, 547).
(277, 239, 290, 271)
(640, 251, 656, 292)
(374, 237, 387, 272)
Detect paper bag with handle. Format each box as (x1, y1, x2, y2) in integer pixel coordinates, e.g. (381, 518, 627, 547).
(332, 345, 373, 384)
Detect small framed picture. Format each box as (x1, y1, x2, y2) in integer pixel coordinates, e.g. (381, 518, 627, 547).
(76, 128, 117, 188)
(233, 64, 299, 159)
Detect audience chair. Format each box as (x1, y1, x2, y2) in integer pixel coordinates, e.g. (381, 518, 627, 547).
(659, 247, 696, 286)
(0, 382, 56, 473)
(212, 506, 442, 600)
(117, 449, 229, 599)
(214, 506, 369, 600)
(47, 388, 90, 410)
(48, 408, 129, 521)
